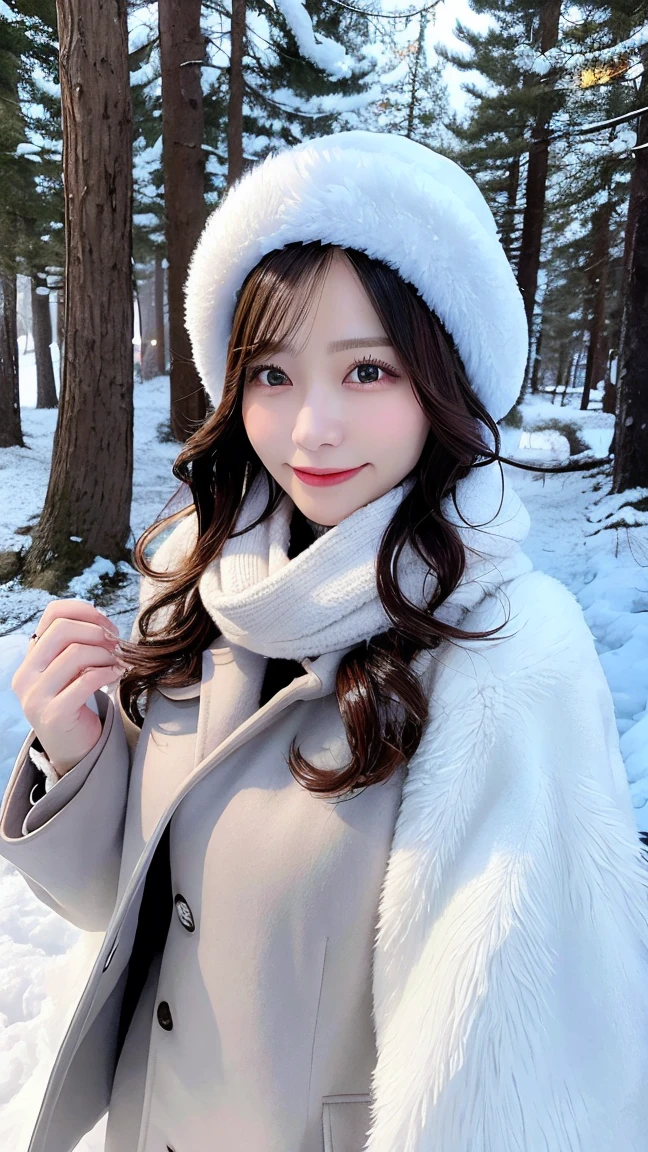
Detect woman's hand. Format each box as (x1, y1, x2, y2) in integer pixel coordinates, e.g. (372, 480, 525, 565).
(11, 600, 128, 777)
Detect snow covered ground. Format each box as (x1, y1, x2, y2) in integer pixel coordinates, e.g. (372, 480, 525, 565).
(1, 342, 648, 1148)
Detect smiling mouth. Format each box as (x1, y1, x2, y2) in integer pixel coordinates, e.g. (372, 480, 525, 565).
(291, 464, 368, 486)
(291, 465, 367, 475)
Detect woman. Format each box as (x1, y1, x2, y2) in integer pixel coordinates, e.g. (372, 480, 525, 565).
(3, 130, 648, 1152)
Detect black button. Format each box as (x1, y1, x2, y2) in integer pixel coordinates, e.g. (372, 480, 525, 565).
(157, 1001, 173, 1031)
(174, 894, 195, 932)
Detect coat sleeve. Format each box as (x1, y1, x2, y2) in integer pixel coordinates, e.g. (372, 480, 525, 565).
(0, 508, 199, 933)
(369, 569, 648, 1152)
(0, 687, 137, 931)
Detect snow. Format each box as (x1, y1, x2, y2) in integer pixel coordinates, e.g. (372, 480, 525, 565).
(2, 340, 648, 1147)
(514, 20, 648, 78)
(273, 0, 355, 80)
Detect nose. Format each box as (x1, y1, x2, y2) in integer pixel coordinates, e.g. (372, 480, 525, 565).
(292, 395, 343, 451)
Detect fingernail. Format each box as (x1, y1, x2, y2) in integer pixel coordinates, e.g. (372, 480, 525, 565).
(104, 620, 120, 636)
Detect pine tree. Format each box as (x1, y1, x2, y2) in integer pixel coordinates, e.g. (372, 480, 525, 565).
(158, 0, 209, 440)
(437, 0, 566, 339)
(228, 0, 379, 159)
(612, 37, 648, 490)
(362, 7, 450, 146)
(128, 7, 170, 381)
(435, 9, 531, 263)
(22, 0, 135, 592)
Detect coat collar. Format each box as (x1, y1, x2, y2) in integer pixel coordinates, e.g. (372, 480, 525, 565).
(190, 641, 357, 769)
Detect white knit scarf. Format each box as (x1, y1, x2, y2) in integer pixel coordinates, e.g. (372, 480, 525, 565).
(197, 464, 534, 662)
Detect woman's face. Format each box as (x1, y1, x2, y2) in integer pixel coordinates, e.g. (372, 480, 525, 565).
(241, 251, 431, 526)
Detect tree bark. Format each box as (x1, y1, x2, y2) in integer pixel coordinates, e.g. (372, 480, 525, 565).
(228, 0, 246, 188)
(158, 0, 208, 440)
(612, 44, 648, 492)
(22, 0, 134, 592)
(517, 0, 562, 331)
(56, 285, 64, 359)
(0, 272, 24, 448)
(581, 198, 612, 410)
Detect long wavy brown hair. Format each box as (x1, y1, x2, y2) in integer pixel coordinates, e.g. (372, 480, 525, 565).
(117, 240, 536, 798)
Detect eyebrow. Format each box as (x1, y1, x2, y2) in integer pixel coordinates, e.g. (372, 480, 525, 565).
(275, 336, 394, 355)
(329, 336, 393, 353)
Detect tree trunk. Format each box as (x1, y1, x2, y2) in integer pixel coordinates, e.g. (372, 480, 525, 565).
(581, 198, 612, 411)
(603, 349, 617, 414)
(406, 13, 427, 139)
(516, 0, 562, 331)
(552, 342, 567, 400)
(565, 340, 585, 406)
(500, 155, 520, 262)
(228, 0, 246, 187)
(612, 44, 648, 493)
(158, 0, 208, 440)
(134, 266, 150, 379)
(31, 275, 58, 408)
(0, 272, 24, 448)
(529, 315, 544, 393)
(137, 264, 165, 380)
(22, 0, 134, 592)
(552, 347, 572, 403)
(154, 251, 166, 375)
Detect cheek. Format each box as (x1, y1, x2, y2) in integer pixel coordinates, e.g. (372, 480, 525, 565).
(242, 399, 283, 451)
(361, 393, 427, 446)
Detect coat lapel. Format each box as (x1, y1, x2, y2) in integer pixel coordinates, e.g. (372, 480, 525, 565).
(192, 642, 266, 768)
(116, 640, 356, 907)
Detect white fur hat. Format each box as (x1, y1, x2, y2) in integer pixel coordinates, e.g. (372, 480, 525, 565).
(183, 130, 528, 424)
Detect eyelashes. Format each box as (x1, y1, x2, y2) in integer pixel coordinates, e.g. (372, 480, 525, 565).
(348, 356, 400, 381)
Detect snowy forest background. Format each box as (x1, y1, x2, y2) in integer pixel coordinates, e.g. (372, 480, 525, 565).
(1, 0, 648, 1147)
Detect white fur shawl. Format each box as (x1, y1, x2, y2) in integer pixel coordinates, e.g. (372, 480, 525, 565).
(367, 567, 648, 1151)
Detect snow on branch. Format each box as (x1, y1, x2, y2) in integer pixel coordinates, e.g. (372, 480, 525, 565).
(274, 0, 355, 79)
(514, 22, 648, 80)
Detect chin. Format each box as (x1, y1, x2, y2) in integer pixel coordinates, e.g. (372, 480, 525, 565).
(290, 494, 340, 524)
(287, 472, 374, 526)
